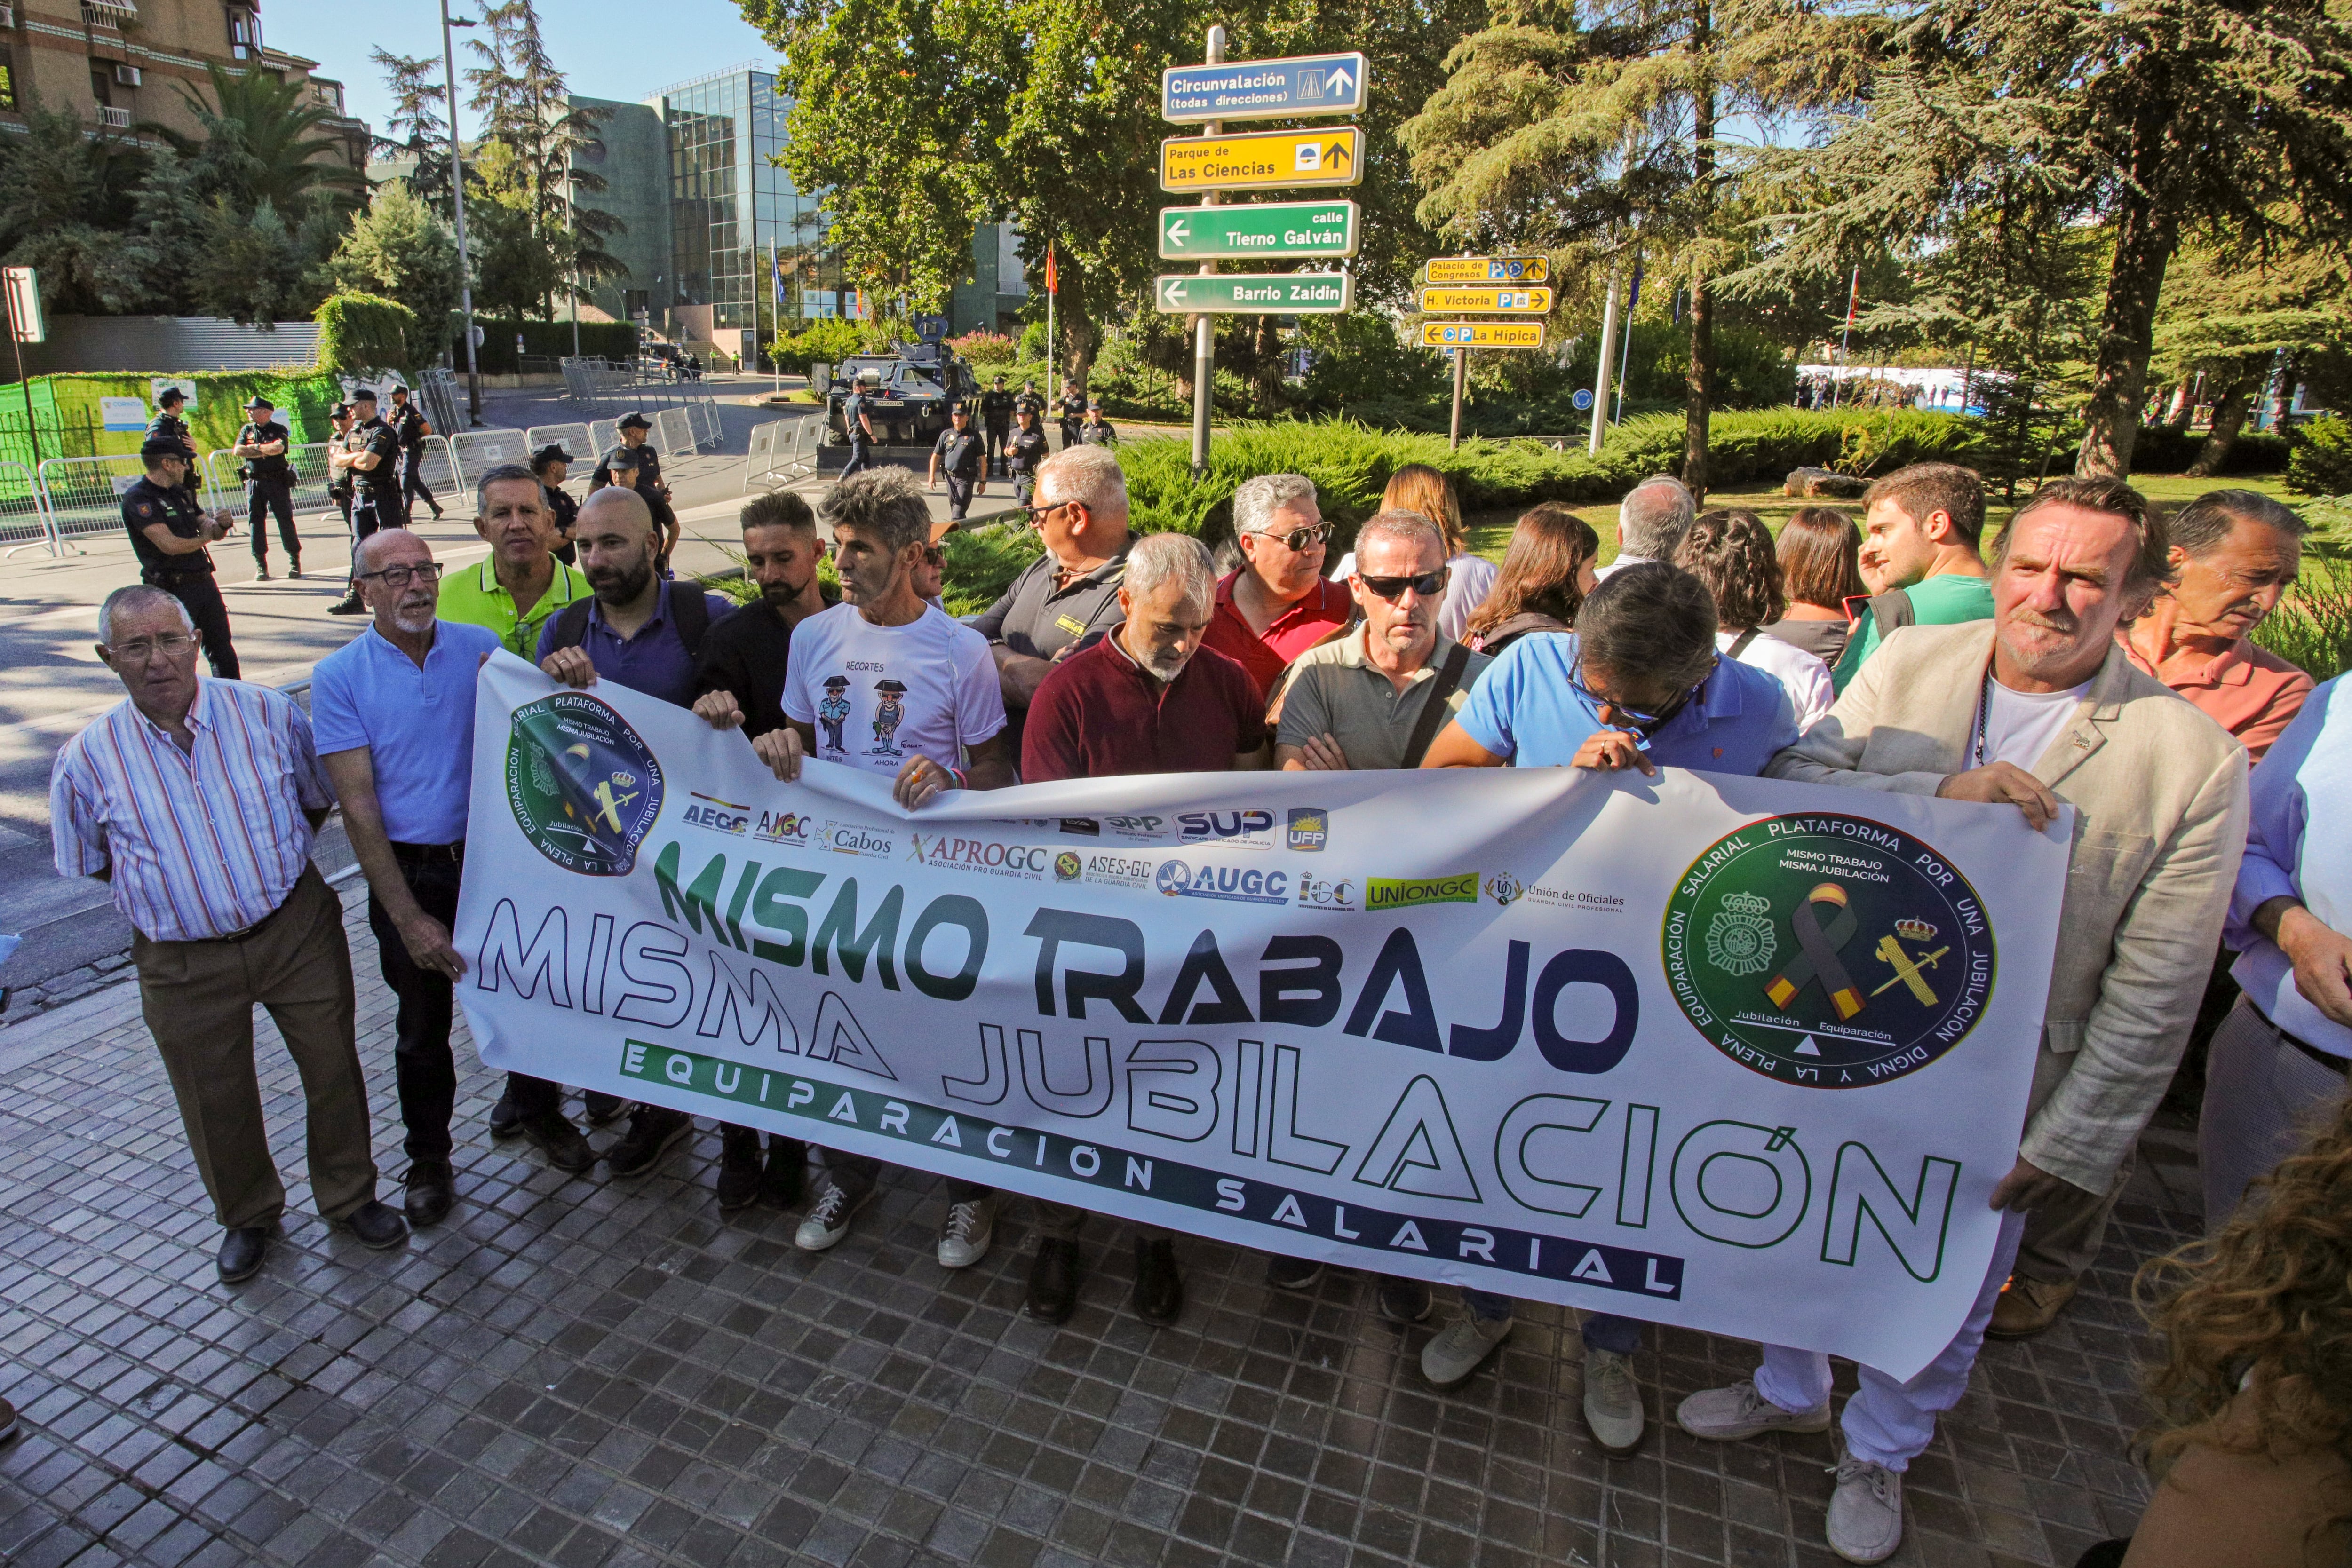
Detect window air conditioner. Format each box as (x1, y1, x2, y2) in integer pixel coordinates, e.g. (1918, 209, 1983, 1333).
(0, 7, 16, 27)
(114, 64, 141, 87)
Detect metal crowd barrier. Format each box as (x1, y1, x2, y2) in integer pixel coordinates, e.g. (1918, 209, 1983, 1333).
(525, 422, 594, 465)
(743, 417, 820, 491)
(0, 458, 58, 558)
(38, 455, 228, 543)
(445, 428, 532, 488)
(419, 369, 466, 440)
(653, 408, 696, 459)
(688, 398, 721, 449)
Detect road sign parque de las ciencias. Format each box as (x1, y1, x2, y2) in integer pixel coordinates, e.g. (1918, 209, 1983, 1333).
(1160, 201, 1359, 261)
(1160, 127, 1365, 193)
(1161, 52, 1367, 122)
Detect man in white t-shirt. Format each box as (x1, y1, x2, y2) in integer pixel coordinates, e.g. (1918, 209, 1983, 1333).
(760, 467, 1014, 1267)
(1669, 478, 2248, 1565)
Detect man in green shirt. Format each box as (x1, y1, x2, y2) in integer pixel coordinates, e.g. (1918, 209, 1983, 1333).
(436, 463, 592, 659)
(1831, 462, 1993, 692)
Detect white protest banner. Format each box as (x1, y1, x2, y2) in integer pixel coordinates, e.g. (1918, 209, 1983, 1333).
(454, 653, 2068, 1379)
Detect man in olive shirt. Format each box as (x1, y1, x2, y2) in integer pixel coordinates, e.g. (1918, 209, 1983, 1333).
(970, 446, 1132, 751)
(436, 464, 593, 659)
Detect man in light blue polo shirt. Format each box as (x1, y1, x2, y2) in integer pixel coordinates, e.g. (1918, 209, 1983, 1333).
(1422, 562, 1799, 1454)
(313, 528, 593, 1226)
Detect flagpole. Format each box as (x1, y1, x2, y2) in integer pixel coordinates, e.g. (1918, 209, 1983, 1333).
(1833, 264, 1859, 409)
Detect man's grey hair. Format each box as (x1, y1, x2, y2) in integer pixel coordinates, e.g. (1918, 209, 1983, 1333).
(99, 584, 195, 644)
(476, 462, 542, 516)
(821, 466, 932, 555)
(1232, 473, 1318, 538)
(1618, 475, 1696, 561)
(1352, 508, 1446, 565)
(2169, 488, 2310, 558)
(1123, 532, 1214, 611)
(1038, 444, 1128, 519)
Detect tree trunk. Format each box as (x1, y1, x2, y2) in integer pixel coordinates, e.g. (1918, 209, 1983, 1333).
(1057, 269, 1097, 396)
(2189, 382, 2252, 476)
(1252, 315, 1284, 415)
(2163, 376, 2195, 428)
(1681, 0, 1715, 501)
(2074, 108, 2177, 478)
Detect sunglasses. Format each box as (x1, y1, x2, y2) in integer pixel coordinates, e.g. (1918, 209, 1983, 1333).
(1020, 499, 1083, 529)
(1358, 570, 1446, 602)
(1248, 522, 1331, 553)
(1567, 655, 1697, 735)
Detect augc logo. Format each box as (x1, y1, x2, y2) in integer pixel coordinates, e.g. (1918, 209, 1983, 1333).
(1156, 859, 1195, 895)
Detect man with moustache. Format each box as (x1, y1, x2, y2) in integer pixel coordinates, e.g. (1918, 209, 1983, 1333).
(310, 530, 507, 1220)
(1200, 473, 1353, 703)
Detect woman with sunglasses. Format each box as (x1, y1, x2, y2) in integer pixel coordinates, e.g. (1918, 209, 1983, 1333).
(1419, 562, 1802, 1454)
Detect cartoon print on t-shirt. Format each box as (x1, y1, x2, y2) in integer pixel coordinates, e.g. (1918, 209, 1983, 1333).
(817, 675, 851, 753)
(871, 679, 907, 757)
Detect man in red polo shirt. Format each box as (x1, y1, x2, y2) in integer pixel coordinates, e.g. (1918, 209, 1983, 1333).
(1019, 532, 1269, 1324)
(1200, 473, 1354, 701)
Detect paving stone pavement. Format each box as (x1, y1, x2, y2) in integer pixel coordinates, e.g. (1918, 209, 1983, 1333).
(0, 880, 2191, 1568)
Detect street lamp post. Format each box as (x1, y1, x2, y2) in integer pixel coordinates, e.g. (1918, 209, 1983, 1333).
(441, 0, 482, 425)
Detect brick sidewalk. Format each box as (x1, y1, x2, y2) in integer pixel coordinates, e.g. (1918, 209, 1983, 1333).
(0, 883, 2185, 1568)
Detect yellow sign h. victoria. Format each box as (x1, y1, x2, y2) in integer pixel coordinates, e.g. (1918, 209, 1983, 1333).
(1419, 284, 1553, 314)
(1160, 126, 1366, 193)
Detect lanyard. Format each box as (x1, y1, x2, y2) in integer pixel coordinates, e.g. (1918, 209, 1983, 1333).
(1970, 665, 1994, 770)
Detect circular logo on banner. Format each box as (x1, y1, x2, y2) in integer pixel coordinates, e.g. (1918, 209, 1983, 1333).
(1661, 814, 1995, 1087)
(505, 692, 665, 876)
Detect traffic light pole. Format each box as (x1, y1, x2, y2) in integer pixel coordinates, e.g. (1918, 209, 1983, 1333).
(442, 0, 482, 426)
(1188, 24, 1225, 479)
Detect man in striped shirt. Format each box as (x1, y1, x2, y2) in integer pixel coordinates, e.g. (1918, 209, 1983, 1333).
(50, 586, 408, 1285)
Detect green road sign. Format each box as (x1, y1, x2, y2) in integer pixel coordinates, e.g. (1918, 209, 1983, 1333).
(1159, 202, 1360, 261)
(1154, 273, 1356, 314)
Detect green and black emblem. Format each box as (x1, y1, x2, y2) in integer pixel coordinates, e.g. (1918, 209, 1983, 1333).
(505, 692, 665, 876)
(1662, 814, 1995, 1088)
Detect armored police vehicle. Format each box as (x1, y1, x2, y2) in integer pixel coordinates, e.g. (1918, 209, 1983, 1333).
(825, 341, 980, 446)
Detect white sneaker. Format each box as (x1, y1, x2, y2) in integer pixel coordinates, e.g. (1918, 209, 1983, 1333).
(1825, 1452, 1904, 1563)
(1419, 1314, 1512, 1390)
(795, 1183, 871, 1252)
(1581, 1348, 1645, 1453)
(937, 1194, 995, 1268)
(1676, 1378, 1833, 1441)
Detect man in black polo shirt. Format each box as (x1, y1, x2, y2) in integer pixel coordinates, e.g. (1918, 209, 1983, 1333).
(387, 385, 442, 522)
(972, 445, 1132, 752)
(592, 412, 679, 573)
(328, 388, 403, 615)
(230, 395, 300, 579)
(979, 374, 1016, 476)
(121, 436, 240, 678)
(926, 402, 987, 521)
(144, 386, 200, 504)
(1004, 405, 1050, 506)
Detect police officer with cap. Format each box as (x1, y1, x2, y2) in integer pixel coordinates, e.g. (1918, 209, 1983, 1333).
(230, 394, 300, 579)
(591, 412, 679, 572)
(928, 402, 988, 521)
(1055, 378, 1085, 450)
(1005, 403, 1051, 506)
(531, 443, 580, 565)
(146, 385, 200, 503)
(122, 432, 241, 677)
(323, 401, 356, 539)
(979, 374, 1016, 477)
(327, 387, 401, 615)
(386, 384, 441, 522)
(840, 368, 881, 477)
(1078, 400, 1118, 447)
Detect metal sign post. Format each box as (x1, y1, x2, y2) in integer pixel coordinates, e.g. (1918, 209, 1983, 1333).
(1187, 25, 1226, 480)
(3, 265, 46, 491)
(1419, 260, 1553, 451)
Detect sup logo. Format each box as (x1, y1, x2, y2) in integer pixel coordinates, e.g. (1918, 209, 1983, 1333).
(1661, 814, 1996, 1088)
(505, 693, 664, 876)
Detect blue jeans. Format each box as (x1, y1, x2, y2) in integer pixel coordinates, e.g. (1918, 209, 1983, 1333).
(840, 438, 874, 476)
(1463, 1290, 1644, 1354)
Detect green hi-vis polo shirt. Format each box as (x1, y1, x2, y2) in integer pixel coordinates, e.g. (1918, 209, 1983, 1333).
(1830, 571, 1995, 693)
(436, 555, 593, 660)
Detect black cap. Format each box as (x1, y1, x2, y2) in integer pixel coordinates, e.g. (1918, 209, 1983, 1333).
(950, 402, 970, 416)
(330, 401, 352, 418)
(1087, 400, 1102, 411)
(875, 679, 908, 695)
(605, 444, 643, 471)
(618, 411, 651, 430)
(993, 374, 1006, 384)
(532, 443, 573, 467)
(157, 387, 186, 406)
(139, 434, 187, 460)
(388, 384, 409, 395)
(822, 675, 850, 690)
(243, 394, 273, 410)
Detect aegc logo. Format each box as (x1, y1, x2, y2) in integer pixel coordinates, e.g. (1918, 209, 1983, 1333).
(680, 792, 749, 836)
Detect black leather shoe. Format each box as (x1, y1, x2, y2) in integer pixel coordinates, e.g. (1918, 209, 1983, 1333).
(606, 1106, 691, 1176)
(0, 1395, 17, 1443)
(404, 1159, 456, 1227)
(1376, 1275, 1432, 1324)
(1133, 1237, 1184, 1326)
(1265, 1253, 1324, 1291)
(581, 1090, 629, 1127)
(715, 1125, 762, 1212)
(523, 1111, 594, 1174)
(326, 593, 366, 616)
(487, 1090, 522, 1139)
(217, 1225, 271, 1283)
(338, 1200, 410, 1250)
(1027, 1236, 1081, 1323)
(761, 1137, 806, 1211)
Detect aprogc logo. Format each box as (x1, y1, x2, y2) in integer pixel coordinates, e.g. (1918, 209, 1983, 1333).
(1157, 859, 1291, 905)
(1177, 808, 1274, 850)
(907, 833, 1053, 879)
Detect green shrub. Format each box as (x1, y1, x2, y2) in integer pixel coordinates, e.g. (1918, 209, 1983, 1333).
(1019, 320, 1049, 364)
(316, 293, 416, 374)
(2288, 417, 2352, 495)
(2130, 422, 2290, 476)
(451, 318, 638, 373)
(770, 317, 874, 368)
(2252, 550, 2352, 679)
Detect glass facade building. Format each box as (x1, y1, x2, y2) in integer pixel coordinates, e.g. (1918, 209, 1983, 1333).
(659, 65, 845, 333)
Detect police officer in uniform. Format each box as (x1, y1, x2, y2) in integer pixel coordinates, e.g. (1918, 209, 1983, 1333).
(1055, 379, 1086, 450)
(387, 384, 442, 521)
(145, 386, 200, 503)
(840, 368, 881, 477)
(591, 412, 679, 573)
(1078, 400, 1118, 447)
(327, 388, 401, 615)
(230, 394, 300, 579)
(122, 434, 240, 677)
(1005, 404, 1051, 506)
(927, 402, 987, 521)
(532, 443, 580, 565)
(323, 401, 355, 539)
(979, 374, 1016, 476)
(1015, 379, 1047, 420)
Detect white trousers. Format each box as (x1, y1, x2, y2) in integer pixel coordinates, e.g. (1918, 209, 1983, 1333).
(2201, 996, 2347, 1227)
(1751, 1209, 2025, 1471)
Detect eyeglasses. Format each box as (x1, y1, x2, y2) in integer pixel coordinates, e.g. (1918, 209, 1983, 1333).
(1248, 522, 1331, 553)
(1021, 500, 1078, 529)
(1358, 570, 1446, 602)
(111, 633, 197, 661)
(1568, 655, 1699, 735)
(356, 562, 445, 588)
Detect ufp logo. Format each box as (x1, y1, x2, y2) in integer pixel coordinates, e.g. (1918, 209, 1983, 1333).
(1365, 873, 1479, 911)
(1287, 808, 1328, 851)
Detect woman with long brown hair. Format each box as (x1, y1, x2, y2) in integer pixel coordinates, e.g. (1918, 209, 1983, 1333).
(1462, 502, 1600, 656)
(1330, 464, 1502, 641)
(1762, 506, 1865, 665)
(1676, 508, 1834, 730)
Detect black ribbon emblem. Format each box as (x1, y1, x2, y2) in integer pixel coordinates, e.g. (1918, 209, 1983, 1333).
(1764, 882, 1866, 1021)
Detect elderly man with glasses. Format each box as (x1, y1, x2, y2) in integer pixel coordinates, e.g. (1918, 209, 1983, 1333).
(312, 530, 512, 1223)
(1201, 473, 1354, 703)
(52, 586, 408, 1284)
(971, 445, 1134, 749)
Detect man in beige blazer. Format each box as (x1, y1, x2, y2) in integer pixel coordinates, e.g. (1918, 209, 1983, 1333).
(1673, 476, 2249, 1565)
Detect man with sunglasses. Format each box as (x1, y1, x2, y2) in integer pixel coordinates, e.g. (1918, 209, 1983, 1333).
(1200, 473, 1354, 703)
(119, 433, 242, 679)
(1422, 562, 1799, 1454)
(312, 530, 506, 1224)
(972, 446, 1133, 748)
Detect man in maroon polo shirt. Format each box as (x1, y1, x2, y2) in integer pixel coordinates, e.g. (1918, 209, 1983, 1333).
(1199, 473, 1354, 702)
(1019, 532, 1270, 1324)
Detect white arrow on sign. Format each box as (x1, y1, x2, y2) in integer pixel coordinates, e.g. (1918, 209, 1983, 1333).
(1166, 217, 1192, 246)
(1326, 64, 1357, 97)
(1161, 279, 1189, 305)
